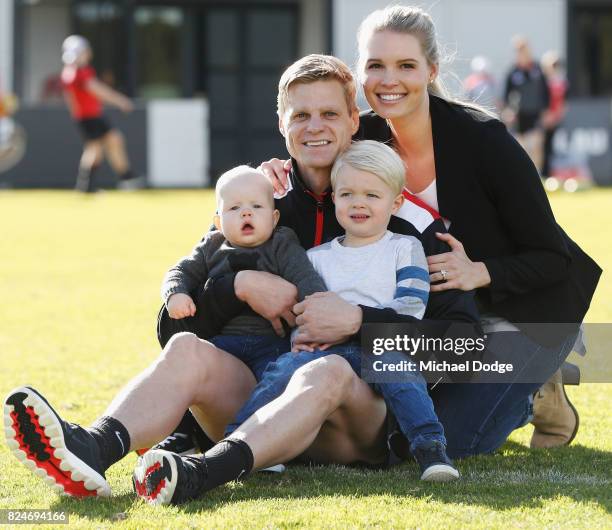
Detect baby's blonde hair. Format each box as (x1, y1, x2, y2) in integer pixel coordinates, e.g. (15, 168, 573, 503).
(215, 165, 273, 207)
(331, 140, 405, 196)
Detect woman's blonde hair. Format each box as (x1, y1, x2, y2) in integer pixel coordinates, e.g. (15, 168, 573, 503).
(331, 140, 405, 196)
(357, 5, 496, 118)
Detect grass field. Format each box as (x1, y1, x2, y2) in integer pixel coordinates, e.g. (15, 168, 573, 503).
(0, 189, 610, 529)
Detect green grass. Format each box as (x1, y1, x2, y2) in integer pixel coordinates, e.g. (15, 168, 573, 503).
(0, 189, 610, 529)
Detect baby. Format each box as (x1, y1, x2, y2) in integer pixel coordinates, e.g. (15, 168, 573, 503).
(162, 165, 326, 397)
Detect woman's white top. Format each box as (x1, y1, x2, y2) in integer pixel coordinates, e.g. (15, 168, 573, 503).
(409, 179, 450, 229)
(413, 179, 439, 212)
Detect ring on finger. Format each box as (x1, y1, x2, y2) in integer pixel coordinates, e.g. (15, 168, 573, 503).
(440, 269, 448, 281)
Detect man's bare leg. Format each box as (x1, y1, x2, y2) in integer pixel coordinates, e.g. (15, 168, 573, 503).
(134, 355, 389, 505)
(103, 129, 142, 186)
(80, 140, 103, 170)
(233, 354, 387, 468)
(3, 332, 257, 497)
(103, 129, 130, 175)
(105, 332, 257, 448)
(76, 140, 102, 192)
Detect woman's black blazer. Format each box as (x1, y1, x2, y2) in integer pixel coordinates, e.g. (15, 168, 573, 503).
(356, 95, 601, 331)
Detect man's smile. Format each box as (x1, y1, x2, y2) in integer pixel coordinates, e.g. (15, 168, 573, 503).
(303, 140, 332, 147)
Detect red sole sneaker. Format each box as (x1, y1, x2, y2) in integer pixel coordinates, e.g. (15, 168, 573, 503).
(133, 449, 178, 505)
(4, 386, 111, 497)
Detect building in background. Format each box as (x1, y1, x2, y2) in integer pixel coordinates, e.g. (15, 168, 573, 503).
(1, 0, 610, 187)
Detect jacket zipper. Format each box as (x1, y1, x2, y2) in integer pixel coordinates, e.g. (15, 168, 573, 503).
(304, 189, 327, 247)
(314, 200, 324, 247)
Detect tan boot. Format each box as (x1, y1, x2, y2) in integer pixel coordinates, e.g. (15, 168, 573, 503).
(530, 369, 579, 448)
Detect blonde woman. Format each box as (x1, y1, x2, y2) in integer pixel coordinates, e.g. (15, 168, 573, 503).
(263, 6, 600, 455)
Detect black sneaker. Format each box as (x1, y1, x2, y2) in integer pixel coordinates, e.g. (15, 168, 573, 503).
(136, 432, 198, 458)
(412, 440, 459, 482)
(149, 433, 198, 456)
(3, 386, 110, 497)
(133, 449, 207, 505)
(137, 436, 286, 474)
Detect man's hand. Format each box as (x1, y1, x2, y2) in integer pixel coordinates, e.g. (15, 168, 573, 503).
(292, 292, 362, 345)
(118, 98, 134, 113)
(258, 158, 292, 196)
(167, 293, 196, 319)
(235, 270, 298, 336)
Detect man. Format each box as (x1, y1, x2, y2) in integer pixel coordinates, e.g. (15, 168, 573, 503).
(5, 55, 476, 500)
(503, 35, 550, 173)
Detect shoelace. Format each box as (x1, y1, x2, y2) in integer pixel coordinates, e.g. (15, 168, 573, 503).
(415, 442, 447, 463)
(157, 434, 189, 449)
(422, 443, 447, 463)
(433, 444, 446, 462)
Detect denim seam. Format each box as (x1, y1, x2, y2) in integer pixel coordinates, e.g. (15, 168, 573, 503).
(466, 342, 542, 451)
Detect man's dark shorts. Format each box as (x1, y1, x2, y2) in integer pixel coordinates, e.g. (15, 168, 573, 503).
(77, 116, 111, 141)
(516, 112, 541, 134)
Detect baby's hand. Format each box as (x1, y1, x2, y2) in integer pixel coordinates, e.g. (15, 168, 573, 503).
(167, 293, 196, 319)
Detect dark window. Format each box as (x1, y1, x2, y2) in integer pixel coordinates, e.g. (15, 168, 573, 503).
(133, 6, 184, 98)
(568, 2, 612, 97)
(73, 0, 127, 92)
(196, 5, 299, 181)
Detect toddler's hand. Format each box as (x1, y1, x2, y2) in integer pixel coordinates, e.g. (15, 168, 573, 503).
(291, 342, 329, 353)
(167, 293, 196, 319)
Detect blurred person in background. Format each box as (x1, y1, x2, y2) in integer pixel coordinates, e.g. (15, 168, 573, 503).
(0, 78, 26, 173)
(503, 36, 549, 174)
(540, 50, 568, 179)
(463, 55, 499, 112)
(60, 35, 140, 192)
(40, 73, 64, 104)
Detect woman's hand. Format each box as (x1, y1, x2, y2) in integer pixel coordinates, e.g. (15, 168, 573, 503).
(258, 158, 292, 196)
(427, 232, 491, 292)
(292, 292, 362, 345)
